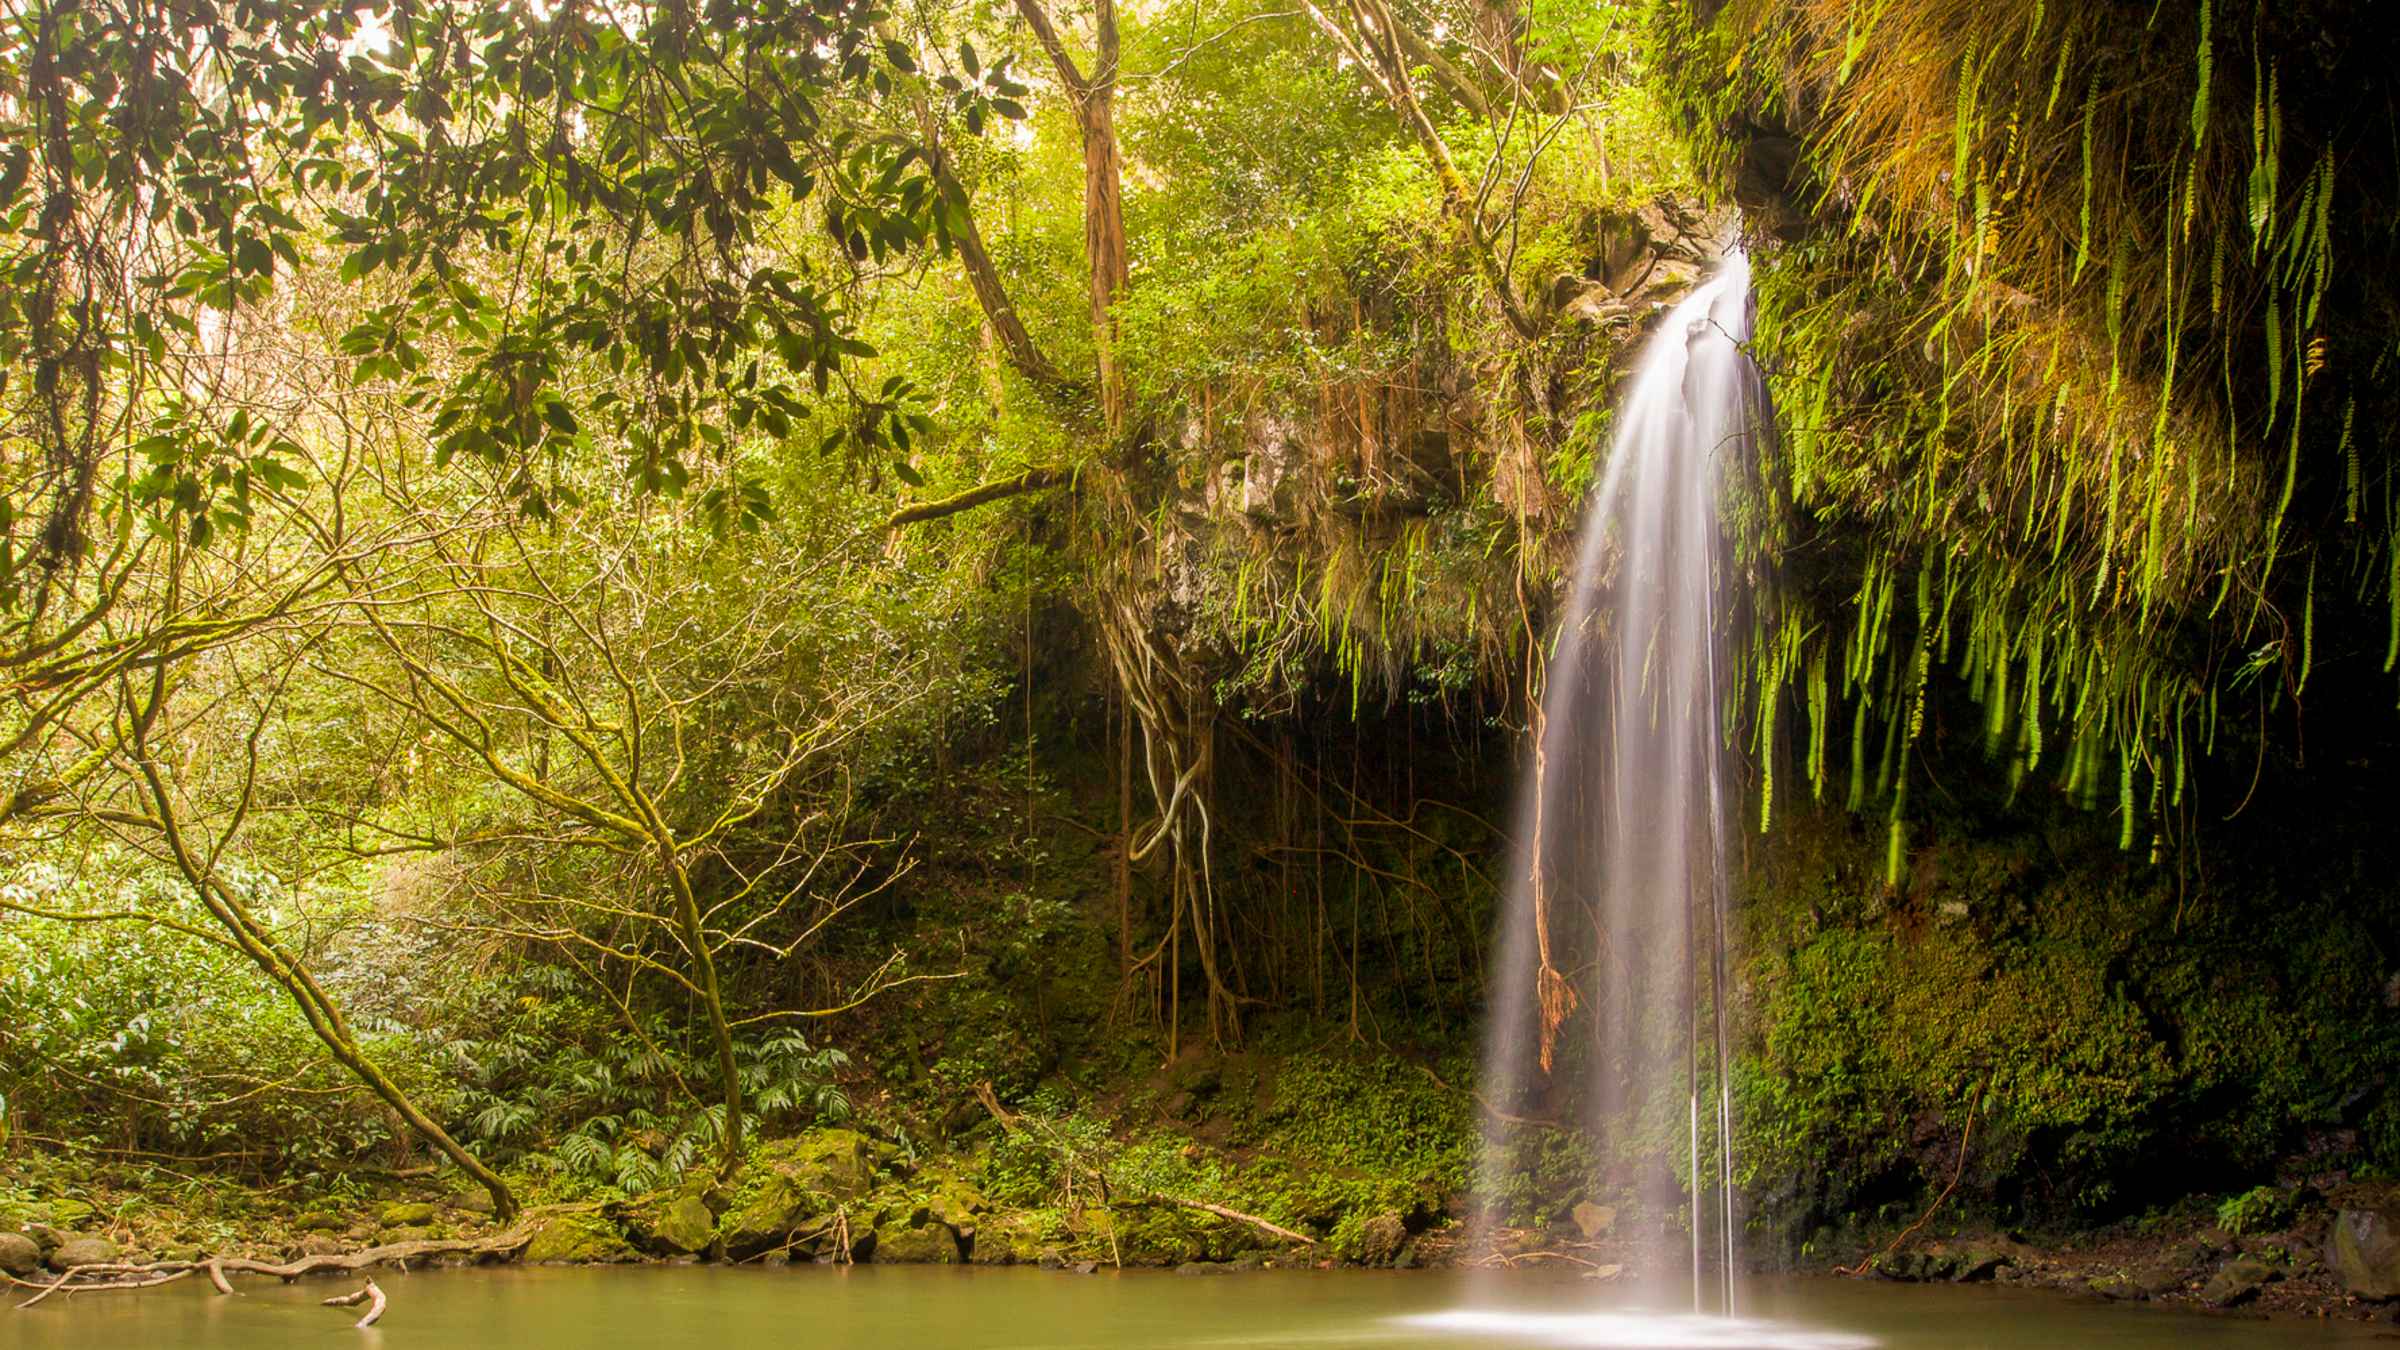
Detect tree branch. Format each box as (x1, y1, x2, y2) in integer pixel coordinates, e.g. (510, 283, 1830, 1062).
(884, 466, 1077, 528)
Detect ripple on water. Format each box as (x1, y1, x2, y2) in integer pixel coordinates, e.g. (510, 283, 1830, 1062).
(1396, 1309, 1880, 1350)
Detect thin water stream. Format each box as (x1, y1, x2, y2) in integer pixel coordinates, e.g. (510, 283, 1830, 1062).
(0, 1266, 2380, 1349)
(1478, 251, 1763, 1309)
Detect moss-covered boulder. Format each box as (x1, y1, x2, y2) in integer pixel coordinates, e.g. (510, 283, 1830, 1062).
(871, 1217, 960, 1264)
(295, 1211, 345, 1232)
(718, 1174, 820, 1259)
(640, 1195, 719, 1256)
(0, 1232, 42, 1277)
(778, 1129, 880, 1201)
(380, 1202, 437, 1227)
(48, 1235, 120, 1270)
(523, 1212, 633, 1263)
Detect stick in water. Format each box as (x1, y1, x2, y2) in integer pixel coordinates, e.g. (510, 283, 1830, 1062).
(322, 1277, 387, 1328)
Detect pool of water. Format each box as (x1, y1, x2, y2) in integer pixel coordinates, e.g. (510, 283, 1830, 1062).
(1, 1266, 2384, 1348)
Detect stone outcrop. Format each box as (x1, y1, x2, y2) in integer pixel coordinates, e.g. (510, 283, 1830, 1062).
(2331, 1201, 2400, 1299)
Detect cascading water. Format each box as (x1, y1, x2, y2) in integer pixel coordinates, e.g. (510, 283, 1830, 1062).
(1473, 250, 1765, 1316)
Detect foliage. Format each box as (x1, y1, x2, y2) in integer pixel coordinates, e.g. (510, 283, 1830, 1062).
(2216, 1184, 2297, 1235)
(0, 858, 446, 1175)
(1658, 0, 2400, 880)
(442, 968, 852, 1197)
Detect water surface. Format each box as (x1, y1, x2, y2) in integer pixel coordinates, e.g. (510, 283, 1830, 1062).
(1, 1266, 2385, 1348)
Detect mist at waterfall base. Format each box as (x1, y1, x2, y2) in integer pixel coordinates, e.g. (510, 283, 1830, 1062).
(1408, 252, 1866, 1348)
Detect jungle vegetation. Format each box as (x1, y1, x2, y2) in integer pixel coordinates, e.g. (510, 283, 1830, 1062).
(1, 0, 2394, 1245)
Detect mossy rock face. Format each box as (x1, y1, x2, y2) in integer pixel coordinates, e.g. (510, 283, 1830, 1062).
(965, 1212, 1050, 1265)
(717, 1129, 887, 1258)
(380, 1202, 438, 1227)
(771, 1129, 881, 1201)
(523, 1212, 634, 1264)
(921, 1171, 989, 1237)
(871, 1219, 960, 1264)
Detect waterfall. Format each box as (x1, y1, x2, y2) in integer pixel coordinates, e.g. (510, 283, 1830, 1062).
(1476, 250, 1765, 1313)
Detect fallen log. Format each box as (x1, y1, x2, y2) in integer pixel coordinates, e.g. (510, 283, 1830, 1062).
(15, 1268, 191, 1310)
(324, 1278, 388, 1328)
(12, 1223, 539, 1308)
(1145, 1195, 1317, 1247)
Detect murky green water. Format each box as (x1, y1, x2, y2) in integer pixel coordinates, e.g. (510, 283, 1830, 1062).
(1, 1266, 2386, 1348)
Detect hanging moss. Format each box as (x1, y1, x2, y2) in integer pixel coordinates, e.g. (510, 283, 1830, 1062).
(1656, 0, 2400, 870)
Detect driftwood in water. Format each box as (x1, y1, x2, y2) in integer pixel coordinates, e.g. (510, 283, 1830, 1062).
(13, 1267, 191, 1309)
(11, 1225, 537, 1312)
(323, 1278, 388, 1328)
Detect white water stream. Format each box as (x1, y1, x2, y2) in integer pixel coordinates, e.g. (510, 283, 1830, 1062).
(1473, 250, 1767, 1329)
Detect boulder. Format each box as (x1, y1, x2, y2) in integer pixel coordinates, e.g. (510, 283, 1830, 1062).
(294, 1211, 346, 1233)
(379, 1202, 437, 1227)
(752, 1130, 880, 1202)
(870, 1219, 959, 1264)
(642, 1196, 719, 1256)
(717, 1175, 820, 1260)
(523, 1212, 633, 1264)
(447, 1190, 498, 1215)
(2130, 1262, 2189, 1299)
(1355, 1212, 1409, 1266)
(2087, 1273, 2144, 1301)
(2332, 1204, 2400, 1299)
(297, 1235, 348, 1258)
(0, 1232, 42, 1277)
(1569, 1202, 1618, 1240)
(48, 1236, 121, 1271)
(923, 1174, 988, 1238)
(2201, 1256, 2278, 1307)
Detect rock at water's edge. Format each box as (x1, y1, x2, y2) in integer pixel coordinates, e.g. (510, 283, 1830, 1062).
(48, 1235, 121, 1271)
(2332, 1205, 2400, 1299)
(523, 1212, 633, 1264)
(2201, 1256, 2277, 1307)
